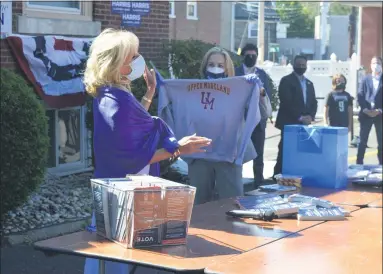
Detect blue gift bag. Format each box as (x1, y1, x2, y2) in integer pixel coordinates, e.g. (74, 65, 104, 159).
(282, 125, 348, 189)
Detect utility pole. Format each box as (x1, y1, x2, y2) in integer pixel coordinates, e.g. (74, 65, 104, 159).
(257, 0, 265, 64)
(349, 7, 357, 58)
(230, 2, 235, 53)
(319, 2, 329, 59)
(357, 6, 363, 68)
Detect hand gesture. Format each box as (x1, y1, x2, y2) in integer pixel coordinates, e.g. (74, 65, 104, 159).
(244, 73, 263, 87)
(143, 65, 156, 94)
(362, 108, 378, 117)
(302, 115, 312, 125)
(178, 134, 212, 155)
(370, 110, 380, 117)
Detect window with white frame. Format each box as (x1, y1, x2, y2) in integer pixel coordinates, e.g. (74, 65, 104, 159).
(248, 22, 258, 38)
(246, 1, 258, 12)
(169, 0, 175, 18)
(23, 1, 92, 21)
(186, 1, 197, 20)
(46, 106, 89, 173)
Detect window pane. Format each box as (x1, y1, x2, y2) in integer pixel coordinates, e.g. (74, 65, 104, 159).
(58, 109, 82, 164)
(187, 5, 195, 16)
(250, 23, 258, 37)
(29, 1, 80, 9)
(46, 110, 56, 168)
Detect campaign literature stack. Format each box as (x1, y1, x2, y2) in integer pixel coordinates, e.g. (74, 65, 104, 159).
(234, 193, 351, 221)
(90, 176, 196, 248)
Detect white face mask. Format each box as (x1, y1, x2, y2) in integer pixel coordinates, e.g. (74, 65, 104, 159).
(127, 55, 146, 81)
(371, 63, 382, 74)
(206, 66, 225, 74)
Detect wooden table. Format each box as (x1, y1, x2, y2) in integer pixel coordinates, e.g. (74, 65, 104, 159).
(299, 184, 382, 207)
(34, 198, 346, 273)
(205, 208, 383, 274)
(368, 198, 383, 208)
(245, 184, 381, 208)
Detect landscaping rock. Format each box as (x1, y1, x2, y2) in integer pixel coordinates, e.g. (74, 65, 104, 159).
(1, 172, 93, 235)
(1, 160, 190, 236)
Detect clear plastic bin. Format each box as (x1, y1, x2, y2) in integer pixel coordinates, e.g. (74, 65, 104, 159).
(274, 174, 303, 189)
(90, 175, 196, 248)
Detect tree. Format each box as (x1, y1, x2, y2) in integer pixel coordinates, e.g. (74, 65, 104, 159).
(329, 3, 352, 15)
(276, 1, 315, 38)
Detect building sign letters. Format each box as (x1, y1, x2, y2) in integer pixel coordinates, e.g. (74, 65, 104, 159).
(111, 1, 151, 28)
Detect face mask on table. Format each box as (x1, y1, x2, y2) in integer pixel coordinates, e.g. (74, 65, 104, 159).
(206, 67, 226, 79)
(244, 54, 257, 68)
(127, 55, 146, 81)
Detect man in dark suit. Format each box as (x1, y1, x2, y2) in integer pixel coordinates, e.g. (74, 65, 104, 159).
(235, 43, 271, 186)
(356, 56, 382, 165)
(273, 55, 318, 177)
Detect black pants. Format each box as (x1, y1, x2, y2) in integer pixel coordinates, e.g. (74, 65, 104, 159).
(251, 120, 266, 185)
(274, 130, 284, 177)
(356, 116, 382, 165)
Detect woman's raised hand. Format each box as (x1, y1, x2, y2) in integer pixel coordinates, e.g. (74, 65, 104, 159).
(143, 65, 157, 94)
(178, 134, 212, 155)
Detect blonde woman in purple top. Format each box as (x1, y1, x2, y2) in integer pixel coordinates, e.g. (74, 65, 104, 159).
(82, 28, 211, 274)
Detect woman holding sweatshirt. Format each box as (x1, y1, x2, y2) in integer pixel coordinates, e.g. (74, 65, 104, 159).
(186, 47, 270, 204)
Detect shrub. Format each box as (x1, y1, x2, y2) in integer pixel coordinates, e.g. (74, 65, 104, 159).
(266, 74, 279, 111)
(0, 69, 49, 219)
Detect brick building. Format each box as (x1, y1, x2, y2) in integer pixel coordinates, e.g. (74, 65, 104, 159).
(0, 1, 169, 176)
(169, 1, 232, 50)
(359, 4, 382, 67)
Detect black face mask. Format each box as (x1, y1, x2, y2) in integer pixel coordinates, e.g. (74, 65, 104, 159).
(336, 84, 346, 90)
(244, 54, 257, 68)
(293, 67, 306, 76)
(206, 71, 226, 79)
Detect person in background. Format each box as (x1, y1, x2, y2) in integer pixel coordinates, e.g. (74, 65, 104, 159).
(235, 43, 271, 186)
(82, 28, 211, 274)
(273, 55, 318, 177)
(356, 56, 382, 165)
(324, 73, 353, 131)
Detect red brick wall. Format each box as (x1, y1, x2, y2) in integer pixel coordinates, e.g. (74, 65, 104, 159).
(93, 1, 169, 65)
(169, 1, 221, 45)
(0, 1, 169, 70)
(0, 1, 22, 70)
(361, 7, 383, 68)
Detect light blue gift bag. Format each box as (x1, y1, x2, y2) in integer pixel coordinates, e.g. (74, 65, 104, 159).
(282, 125, 348, 189)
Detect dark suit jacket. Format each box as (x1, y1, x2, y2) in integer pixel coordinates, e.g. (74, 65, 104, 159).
(357, 74, 383, 121)
(235, 65, 271, 130)
(275, 72, 318, 130)
(235, 65, 271, 98)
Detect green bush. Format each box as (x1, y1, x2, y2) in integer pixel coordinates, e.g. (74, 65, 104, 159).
(266, 74, 279, 112)
(0, 69, 49, 219)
